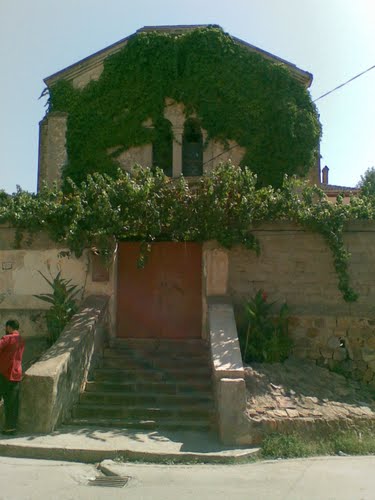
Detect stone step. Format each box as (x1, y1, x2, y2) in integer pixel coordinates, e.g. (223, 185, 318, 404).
(104, 345, 209, 357)
(80, 391, 213, 406)
(70, 338, 215, 432)
(109, 338, 209, 355)
(93, 367, 211, 382)
(100, 356, 209, 370)
(103, 348, 209, 362)
(85, 380, 212, 395)
(67, 417, 212, 432)
(72, 403, 213, 420)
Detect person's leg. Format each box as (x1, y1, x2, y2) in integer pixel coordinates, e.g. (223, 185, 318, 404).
(0, 375, 5, 429)
(3, 380, 19, 433)
(0, 374, 5, 400)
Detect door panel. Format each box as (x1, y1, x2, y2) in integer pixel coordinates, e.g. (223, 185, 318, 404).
(117, 242, 202, 338)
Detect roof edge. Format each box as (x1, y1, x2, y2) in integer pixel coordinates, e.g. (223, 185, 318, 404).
(44, 25, 313, 88)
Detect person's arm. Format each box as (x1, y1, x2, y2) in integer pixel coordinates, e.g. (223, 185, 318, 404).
(0, 335, 10, 352)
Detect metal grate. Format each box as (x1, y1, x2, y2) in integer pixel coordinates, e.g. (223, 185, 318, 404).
(88, 476, 129, 488)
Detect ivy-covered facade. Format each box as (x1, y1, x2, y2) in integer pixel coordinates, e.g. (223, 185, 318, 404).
(38, 25, 321, 190)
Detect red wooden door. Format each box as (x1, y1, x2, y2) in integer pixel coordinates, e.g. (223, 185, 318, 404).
(117, 242, 202, 338)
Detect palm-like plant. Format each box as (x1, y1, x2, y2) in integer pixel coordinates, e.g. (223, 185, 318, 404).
(239, 290, 292, 363)
(34, 271, 81, 346)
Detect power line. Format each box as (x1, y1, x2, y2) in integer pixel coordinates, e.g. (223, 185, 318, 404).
(198, 63, 375, 166)
(313, 63, 375, 103)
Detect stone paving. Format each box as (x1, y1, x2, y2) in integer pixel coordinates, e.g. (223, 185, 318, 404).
(244, 358, 375, 440)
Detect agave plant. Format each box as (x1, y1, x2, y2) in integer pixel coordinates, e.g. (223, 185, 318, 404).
(34, 271, 81, 346)
(239, 290, 292, 363)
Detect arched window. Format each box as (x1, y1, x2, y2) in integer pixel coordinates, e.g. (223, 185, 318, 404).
(182, 118, 203, 176)
(152, 118, 173, 177)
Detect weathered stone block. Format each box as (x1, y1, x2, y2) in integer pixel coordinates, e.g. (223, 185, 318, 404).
(362, 347, 375, 363)
(327, 336, 340, 349)
(366, 336, 375, 350)
(320, 347, 334, 359)
(363, 368, 374, 383)
(307, 327, 319, 338)
(336, 317, 354, 329)
(306, 349, 320, 360)
(205, 248, 229, 296)
(332, 329, 348, 338)
(339, 359, 354, 373)
(288, 316, 301, 328)
(217, 378, 247, 445)
(313, 317, 326, 328)
(333, 348, 347, 361)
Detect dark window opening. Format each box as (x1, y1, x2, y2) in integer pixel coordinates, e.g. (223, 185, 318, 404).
(182, 118, 203, 176)
(152, 119, 173, 177)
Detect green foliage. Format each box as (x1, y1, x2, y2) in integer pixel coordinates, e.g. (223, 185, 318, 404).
(358, 166, 375, 197)
(34, 271, 81, 346)
(237, 290, 293, 363)
(2, 163, 375, 302)
(48, 26, 321, 188)
(261, 430, 375, 459)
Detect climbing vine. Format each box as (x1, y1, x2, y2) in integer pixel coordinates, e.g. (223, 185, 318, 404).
(2, 163, 375, 302)
(48, 26, 321, 188)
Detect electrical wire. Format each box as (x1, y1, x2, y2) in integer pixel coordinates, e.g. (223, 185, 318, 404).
(199, 63, 375, 165)
(313, 63, 375, 103)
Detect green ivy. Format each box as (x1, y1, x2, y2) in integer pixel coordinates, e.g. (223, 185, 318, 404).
(48, 26, 321, 188)
(2, 163, 375, 302)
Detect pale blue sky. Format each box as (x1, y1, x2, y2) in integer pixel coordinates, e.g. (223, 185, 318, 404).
(0, 0, 374, 193)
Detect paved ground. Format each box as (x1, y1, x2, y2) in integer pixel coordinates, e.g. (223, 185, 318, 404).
(245, 359, 375, 435)
(0, 427, 259, 463)
(0, 455, 374, 500)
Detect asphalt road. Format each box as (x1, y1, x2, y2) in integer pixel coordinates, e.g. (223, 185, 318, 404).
(0, 455, 374, 499)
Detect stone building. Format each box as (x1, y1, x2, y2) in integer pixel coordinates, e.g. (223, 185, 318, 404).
(37, 25, 319, 189)
(3, 26, 374, 443)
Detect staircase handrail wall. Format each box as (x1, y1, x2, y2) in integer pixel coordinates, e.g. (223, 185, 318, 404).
(208, 300, 248, 444)
(18, 295, 109, 434)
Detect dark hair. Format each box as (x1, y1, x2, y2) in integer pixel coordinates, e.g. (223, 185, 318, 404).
(5, 319, 19, 330)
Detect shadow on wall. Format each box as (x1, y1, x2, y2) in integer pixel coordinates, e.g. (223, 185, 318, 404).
(22, 337, 50, 372)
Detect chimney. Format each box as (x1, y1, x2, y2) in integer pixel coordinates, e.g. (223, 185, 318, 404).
(322, 165, 329, 185)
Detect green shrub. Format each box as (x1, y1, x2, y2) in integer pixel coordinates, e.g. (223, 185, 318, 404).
(34, 271, 81, 346)
(237, 290, 293, 363)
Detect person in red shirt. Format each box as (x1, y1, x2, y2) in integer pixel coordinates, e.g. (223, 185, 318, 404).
(0, 319, 25, 435)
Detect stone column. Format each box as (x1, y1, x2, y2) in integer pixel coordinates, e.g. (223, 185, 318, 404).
(37, 112, 68, 191)
(172, 129, 183, 177)
(204, 247, 229, 297)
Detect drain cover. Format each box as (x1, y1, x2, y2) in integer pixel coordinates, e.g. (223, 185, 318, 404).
(88, 476, 129, 488)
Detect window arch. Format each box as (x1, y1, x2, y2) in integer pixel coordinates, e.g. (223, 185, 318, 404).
(182, 118, 203, 176)
(152, 118, 173, 177)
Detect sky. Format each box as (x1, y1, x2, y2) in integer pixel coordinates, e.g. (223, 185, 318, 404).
(0, 0, 374, 193)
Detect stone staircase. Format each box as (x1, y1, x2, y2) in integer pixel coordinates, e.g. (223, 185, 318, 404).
(66, 339, 216, 431)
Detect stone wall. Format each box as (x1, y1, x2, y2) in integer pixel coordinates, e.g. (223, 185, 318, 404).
(37, 112, 68, 190)
(206, 222, 375, 387)
(18, 295, 109, 433)
(228, 221, 375, 316)
(290, 315, 375, 389)
(0, 225, 116, 337)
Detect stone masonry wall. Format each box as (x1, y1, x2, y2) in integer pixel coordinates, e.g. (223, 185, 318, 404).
(227, 221, 375, 388)
(0, 225, 116, 337)
(37, 112, 68, 190)
(228, 222, 375, 315)
(290, 315, 375, 390)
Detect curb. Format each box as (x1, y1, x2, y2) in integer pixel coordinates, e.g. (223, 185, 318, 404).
(0, 441, 260, 465)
